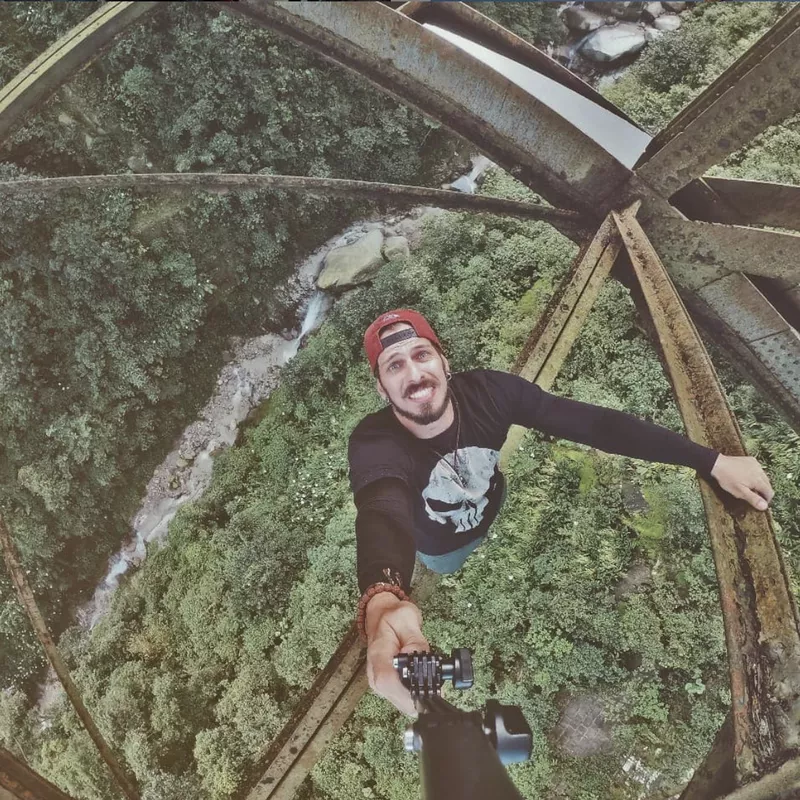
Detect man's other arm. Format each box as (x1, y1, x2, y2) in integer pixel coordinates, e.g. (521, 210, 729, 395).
(500, 372, 773, 508)
(354, 478, 429, 716)
(354, 477, 416, 594)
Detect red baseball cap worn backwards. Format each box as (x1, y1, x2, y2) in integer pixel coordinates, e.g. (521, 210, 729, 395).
(363, 309, 442, 373)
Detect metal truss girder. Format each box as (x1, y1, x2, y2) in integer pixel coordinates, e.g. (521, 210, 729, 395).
(669, 178, 750, 227)
(0, 172, 589, 241)
(221, 0, 632, 215)
(0, 2, 160, 146)
(719, 756, 800, 800)
(663, 177, 800, 344)
(696, 274, 792, 344)
(641, 6, 800, 167)
(698, 178, 800, 233)
(614, 212, 800, 784)
(0, 748, 77, 800)
(0, 518, 140, 800)
(679, 713, 736, 800)
(636, 7, 800, 198)
(749, 330, 800, 402)
(500, 210, 627, 464)
(642, 216, 800, 289)
(694, 276, 800, 412)
(393, 0, 642, 128)
(240, 572, 441, 800)
(681, 290, 800, 435)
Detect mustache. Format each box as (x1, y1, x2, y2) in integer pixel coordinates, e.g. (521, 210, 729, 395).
(404, 379, 438, 399)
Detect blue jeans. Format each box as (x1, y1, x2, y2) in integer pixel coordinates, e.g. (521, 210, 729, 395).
(417, 534, 487, 573)
(416, 477, 507, 575)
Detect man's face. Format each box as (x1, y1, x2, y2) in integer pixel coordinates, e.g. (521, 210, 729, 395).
(375, 323, 451, 426)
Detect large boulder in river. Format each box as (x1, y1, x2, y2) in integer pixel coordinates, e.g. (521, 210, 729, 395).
(642, 1, 665, 21)
(317, 229, 385, 290)
(560, 6, 606, 32)
(581, 23, 647, 62)
(654, 13, 682, 30)
(383, 236, 410, 262)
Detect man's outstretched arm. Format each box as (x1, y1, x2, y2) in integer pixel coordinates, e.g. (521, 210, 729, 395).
(354, 478, 429, 716)
(497, 371, 774, 510)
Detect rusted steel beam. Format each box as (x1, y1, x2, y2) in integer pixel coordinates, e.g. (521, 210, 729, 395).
(636, 7, 800, 197)
(0, 2, 160, 146)
(241, 624, 365, 800)
(679, 713, 736, 800)
(682, 725, 800, 800)
(392, 1, 642, 127)
(0, 517, 141, 800)
(667, 177, 800, 327)
(641, 214, 800, 421)
(669, 178, 748, 227)
(635, 177, 800, 426)
(643, 216, 800, 289)
(695, 274, 793, 345)
(0, 748, 78, 800)
(697, 178, 800, 233)
(693, 275, 800, 414)
(500, 208, 630, 465)
(613, 212, 800, 784)
(220, 0, 631, 214)
(640, 5, 800, 168)
(239, 571, 440, 800)
(0, 172, 589, 240)
(680, 290, 800, 435)
(718, 756, 800, 800)
(395, 1, 426, 17)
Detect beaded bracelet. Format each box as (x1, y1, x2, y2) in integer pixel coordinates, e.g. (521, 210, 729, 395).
(356, 583, 411, 643)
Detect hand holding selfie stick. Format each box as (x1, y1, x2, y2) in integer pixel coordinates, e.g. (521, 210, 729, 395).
(394, 648, 532, 800)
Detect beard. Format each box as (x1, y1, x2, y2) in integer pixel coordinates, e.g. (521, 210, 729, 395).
(389, 383, 453, 426)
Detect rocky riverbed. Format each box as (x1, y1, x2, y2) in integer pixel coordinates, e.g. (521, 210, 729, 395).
(36, 157, 494, 712)
(553, 1, 694, 80)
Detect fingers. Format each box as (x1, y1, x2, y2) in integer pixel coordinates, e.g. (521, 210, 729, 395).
(755, 470, 775, 504)
(744, 464, 774, 509)
(737, 485, 769, 511)
(746, 457, 774, 501)
(367, 638, 418, 716)
(756, 479, 774, 505)
(365, 601, 430, 717)
(716, 456, 775, 511)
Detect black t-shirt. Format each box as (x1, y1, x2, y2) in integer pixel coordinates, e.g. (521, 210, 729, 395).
(348, 370, 719, 594)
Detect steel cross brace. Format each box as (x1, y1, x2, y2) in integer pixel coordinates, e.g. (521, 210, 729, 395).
(613, 210, 800, 795)
(0, 747, 78, 800)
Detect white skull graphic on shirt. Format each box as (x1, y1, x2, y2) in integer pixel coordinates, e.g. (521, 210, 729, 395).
(422, 446, 500, 533)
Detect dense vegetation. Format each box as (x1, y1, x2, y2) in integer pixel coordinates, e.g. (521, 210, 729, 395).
(1, 2, 799, 800)
(0, 1, 462, 692)
(603, 1, 788, 135)
(468, 2, 567, 49)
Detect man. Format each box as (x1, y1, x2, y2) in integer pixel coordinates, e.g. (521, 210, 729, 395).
(348, 309, 774, 716)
